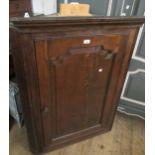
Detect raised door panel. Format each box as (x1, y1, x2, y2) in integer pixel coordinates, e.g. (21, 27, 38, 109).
(50, 46, 114, 135)
(35, 33, 128, 147)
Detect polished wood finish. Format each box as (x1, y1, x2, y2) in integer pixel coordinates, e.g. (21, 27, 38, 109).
(9, 0, 32, 78)
(10, 16, 144, 154)
(9, 0, 32, 17)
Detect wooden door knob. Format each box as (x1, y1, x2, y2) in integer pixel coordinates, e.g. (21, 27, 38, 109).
(43, 106, 49, 113)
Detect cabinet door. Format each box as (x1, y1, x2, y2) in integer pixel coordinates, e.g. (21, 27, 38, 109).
(35, 33, 128, 147)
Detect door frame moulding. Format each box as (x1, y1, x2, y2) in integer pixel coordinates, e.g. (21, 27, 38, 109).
(120, 69, 145, 106)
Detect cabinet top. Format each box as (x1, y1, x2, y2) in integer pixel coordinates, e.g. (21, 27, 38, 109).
(10, 16, 144, 28)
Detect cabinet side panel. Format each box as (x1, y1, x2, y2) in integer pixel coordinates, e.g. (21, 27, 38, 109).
(11, 30, 44, 153)
(11, 30, 35, 150)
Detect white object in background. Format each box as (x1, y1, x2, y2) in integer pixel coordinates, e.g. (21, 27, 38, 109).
(24, 12, 30, 18)
(43, 0, 57, 15)
(32, 0, 44, 14)
(70, 2, 79, 4)
(64, 0, 68, 4)
(121, 13, 126, 16)
(126, 5, 130, 9)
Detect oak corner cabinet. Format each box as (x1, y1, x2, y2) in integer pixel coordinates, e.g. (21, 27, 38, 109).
(10, 16, 144, 154)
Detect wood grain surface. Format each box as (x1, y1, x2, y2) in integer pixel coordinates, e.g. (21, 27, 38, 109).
(10, 16, 144, 154)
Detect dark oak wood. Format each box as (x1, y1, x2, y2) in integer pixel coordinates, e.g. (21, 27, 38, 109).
(9, 0, 32, 17)
(10, 16, 144, 154)
(9, 0, 32, 78)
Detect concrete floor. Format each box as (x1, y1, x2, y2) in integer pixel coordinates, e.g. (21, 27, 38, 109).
(9, 112, 144, 155)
